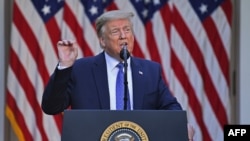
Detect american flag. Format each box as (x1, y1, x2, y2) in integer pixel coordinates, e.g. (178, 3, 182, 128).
(6, 0, 232, 141)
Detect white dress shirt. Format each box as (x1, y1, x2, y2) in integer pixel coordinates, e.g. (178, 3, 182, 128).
(105, 52, 133, 110)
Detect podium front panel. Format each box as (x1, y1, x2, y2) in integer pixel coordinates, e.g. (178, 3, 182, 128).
(61, 110, 188, 141)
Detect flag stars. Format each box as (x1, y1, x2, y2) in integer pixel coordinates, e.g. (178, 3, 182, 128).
(153, 0, 160, 5)
(142, 9, 149, 18)
(199, 3, 208, 14)
(139, 0, 160, 5)
(144, 0, 150, 4)
(41, 4, 51, 15)
(89, 5, 98, 15)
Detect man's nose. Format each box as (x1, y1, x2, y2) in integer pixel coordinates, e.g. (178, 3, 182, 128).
(119, 30, 126, 39)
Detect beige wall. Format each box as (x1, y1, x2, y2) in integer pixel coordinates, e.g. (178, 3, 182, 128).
(0, 0, 13, 140)
(0, 0, 5, 140)
(237, 0, 250, 124)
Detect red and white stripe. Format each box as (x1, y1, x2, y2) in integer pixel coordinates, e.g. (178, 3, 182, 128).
(6, 0, 62, 140)
(170, 0, 232, 140)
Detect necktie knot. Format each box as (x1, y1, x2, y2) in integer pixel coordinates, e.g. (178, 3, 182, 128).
(116, 62, 123, 70)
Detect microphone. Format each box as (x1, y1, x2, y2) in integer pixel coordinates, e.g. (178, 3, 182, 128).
(119, 43, 130, 110)
(119, 43, 130, 60)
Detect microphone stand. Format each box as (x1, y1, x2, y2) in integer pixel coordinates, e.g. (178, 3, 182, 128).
(120, 44, 130, 110)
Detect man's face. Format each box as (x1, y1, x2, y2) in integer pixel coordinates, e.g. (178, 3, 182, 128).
(100, 18, 134, 61)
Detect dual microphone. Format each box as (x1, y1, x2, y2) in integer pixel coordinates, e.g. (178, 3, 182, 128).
(119, 43, 130, 61)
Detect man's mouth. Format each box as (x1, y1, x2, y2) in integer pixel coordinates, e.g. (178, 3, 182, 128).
(119, 42, 128, 48)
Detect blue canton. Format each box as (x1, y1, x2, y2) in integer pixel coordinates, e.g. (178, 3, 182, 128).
(189, 0, 225, 21)
(130, 0, 168, 24)
(81, 0, 114, 23)
(31, 0, 65, 22)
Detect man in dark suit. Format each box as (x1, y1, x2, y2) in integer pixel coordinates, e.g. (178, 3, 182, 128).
(42, 10, 182, 114)
(41, 10, 194, 140)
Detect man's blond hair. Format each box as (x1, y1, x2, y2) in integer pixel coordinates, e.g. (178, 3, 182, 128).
(95, 10, 134, 38)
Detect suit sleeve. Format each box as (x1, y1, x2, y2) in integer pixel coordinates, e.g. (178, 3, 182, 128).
(155, 63, 183, 110)
(157, 74, 183, 110)
(41, 67, 72, 115)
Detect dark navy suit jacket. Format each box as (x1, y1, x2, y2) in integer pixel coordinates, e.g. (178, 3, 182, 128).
(42, 52, 182, 115)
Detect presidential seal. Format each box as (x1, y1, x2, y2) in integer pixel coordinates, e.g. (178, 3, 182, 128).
(100, 121, 149, 141)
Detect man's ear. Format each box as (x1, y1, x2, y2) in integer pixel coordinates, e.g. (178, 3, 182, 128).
(99, 37, 106, 48)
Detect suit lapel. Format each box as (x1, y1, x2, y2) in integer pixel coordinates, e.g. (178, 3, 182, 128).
(131, 58, 145, 109)
(91, 54, 146, 109)
(92, 52, 110, 109)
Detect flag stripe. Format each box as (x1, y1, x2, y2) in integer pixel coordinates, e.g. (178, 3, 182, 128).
(159, 3, 174, 85)
(45, 18, 61, 57)
(16, 0, 59, 73)
(152, 12, 171, 84)
(6, 92, 32, 141)
(170, 25, 223, 140)
(9, 0, 64, 138)
(66, 1, 102, 56)
(203, 17, 229, 85)
(145, 22, 168, 82)
(11, 19, 62, 140)
(106, 1, 118, 11)
(172, 5, 228, 128)
(63, 3, 94, 57)
(145, 23, 161, 62)
(172, 0, 230, 119)
(7, 66, 42, 140)
(170, 48, 211, 141)
(221, 0, 233, 26)
(13, 2, 49, 85)
(211, 7, 231, 58)
(15, 1, 63, 136)
(9, 48, 48, 140)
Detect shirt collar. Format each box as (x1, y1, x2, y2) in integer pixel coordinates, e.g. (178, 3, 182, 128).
(104, 52, 131, 71)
